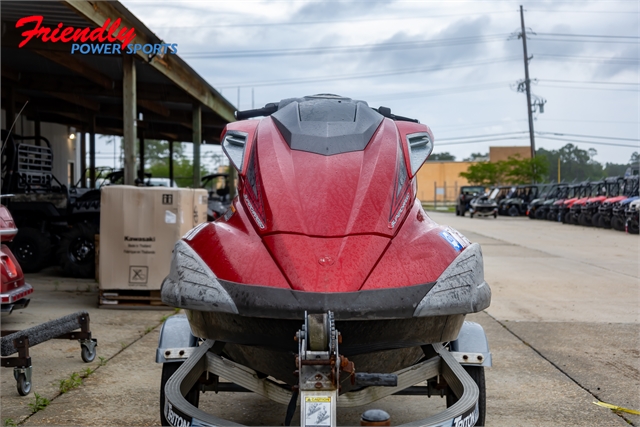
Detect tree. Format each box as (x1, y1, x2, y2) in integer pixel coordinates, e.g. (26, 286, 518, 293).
(427, 152, 456, 161)
(463, 152, 489, 161)
(536, 144, 603, 182)
(142, 140, 224, 187)
(459, 155, 549, 186)
(459, 161, 509, 186)
(629, 152, 639, 165)
(504, 155, 549, 184)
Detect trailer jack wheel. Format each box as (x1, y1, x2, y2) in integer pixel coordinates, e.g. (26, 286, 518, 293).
(14, 367, 32, 396)
(80, 339, 97, 363)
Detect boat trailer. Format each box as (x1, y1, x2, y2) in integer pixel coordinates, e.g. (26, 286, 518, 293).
(1, 311, 97, 396)
(158, 312, 491, 426)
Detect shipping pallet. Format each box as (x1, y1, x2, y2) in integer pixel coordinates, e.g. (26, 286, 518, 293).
(98, 289, 171, 310)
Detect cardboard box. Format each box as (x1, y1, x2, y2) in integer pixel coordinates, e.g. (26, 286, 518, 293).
(99, 186, 208, 290)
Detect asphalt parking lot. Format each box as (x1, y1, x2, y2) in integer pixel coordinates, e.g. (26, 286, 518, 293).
(1, 212, 638, 426)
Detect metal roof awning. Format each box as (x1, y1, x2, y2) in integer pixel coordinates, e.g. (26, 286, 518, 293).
(1, 0, 236, 143)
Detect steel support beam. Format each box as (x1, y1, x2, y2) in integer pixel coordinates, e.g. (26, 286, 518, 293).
(192, 104, 202, 188)
(122, 55, 137, 186)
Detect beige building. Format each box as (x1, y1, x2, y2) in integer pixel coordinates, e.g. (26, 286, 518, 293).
(489, 146, 532, 162)
(416, 146, 531, 203)
(416, 161, 476, 203)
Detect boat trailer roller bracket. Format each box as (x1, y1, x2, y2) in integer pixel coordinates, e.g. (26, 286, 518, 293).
(160, 312, 488, 427)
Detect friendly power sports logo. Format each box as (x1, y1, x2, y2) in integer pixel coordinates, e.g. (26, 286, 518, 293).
(15, 15, 178, 55)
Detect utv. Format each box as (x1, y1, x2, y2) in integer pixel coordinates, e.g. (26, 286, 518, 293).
(455, 185, 486, 216)
(596, 176, 639, 228)
(201, 173, 231, 221)
(560, 181, 592, 224)
(500, 185, 539, 217)
(528, 183, 566, 220)
(624, 199, 640, 234)
(577, 177, 622, 227)
(2, 132, 101, 277)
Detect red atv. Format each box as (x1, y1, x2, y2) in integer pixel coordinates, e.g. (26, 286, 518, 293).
(1, 204, 33, 314)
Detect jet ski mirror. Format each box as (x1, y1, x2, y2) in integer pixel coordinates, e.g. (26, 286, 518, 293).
(221, 130, 249, 172)
(406, 132, 433, 176)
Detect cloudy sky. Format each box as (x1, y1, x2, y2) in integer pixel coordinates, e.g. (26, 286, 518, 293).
(118, 0, 638, 165)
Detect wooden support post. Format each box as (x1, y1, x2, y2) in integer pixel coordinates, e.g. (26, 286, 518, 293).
(89, 116, 96, 189)
(138, 129, 145, 183)
(80, 131, 86, 188)
(169, 140, 174, 187)
(192, 104, 202, 188)
(123, 55, 137, 186)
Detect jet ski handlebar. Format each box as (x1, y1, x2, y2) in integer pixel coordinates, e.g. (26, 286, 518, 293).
(234, 103, 419, 123)
(235, 103, 279, 120)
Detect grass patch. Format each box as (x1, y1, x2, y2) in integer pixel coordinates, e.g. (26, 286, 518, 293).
(98, 356, 107, 366)
(28, 393, 50, 413)
(3, 419, 17, 427)
(58, 372, 83, 394)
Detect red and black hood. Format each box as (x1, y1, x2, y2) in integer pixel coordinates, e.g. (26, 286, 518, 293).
(162, 95, 490, 320)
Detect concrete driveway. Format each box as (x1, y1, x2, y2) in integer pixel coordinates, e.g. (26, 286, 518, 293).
(1, 212, 638, 426)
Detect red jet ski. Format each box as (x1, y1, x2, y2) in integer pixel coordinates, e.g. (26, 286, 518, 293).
(1, 204, 33, 314)
(160, 95, 491, 426)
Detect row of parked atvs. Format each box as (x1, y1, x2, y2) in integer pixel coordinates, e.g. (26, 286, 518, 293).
(456, 175, 640, 234)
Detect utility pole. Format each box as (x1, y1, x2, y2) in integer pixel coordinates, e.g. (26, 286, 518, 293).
(519, 5, 535, 159)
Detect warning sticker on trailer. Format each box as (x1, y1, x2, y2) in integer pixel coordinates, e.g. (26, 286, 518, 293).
(304, 396, 331, 427)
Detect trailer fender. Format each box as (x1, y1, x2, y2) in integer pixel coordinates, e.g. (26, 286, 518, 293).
(449, 321, 492, 367)
(156, 314, 198, 364)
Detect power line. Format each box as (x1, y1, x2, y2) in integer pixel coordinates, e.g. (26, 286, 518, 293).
(535, 32, 639, 40)
(541, 79, 638, 86)
(216, 56, 521, 88)
(181, 34, 509, 59)
(438, 136, 529, 146)
(154, 10, 517, 29)
(531, 38, 639, 45)
(438, 131, 528, 142)
(363, 82, 512, 102)
(536, 132, 639, 142)
(526, 9, 639, 14)
(534, 53, 638, 62)
(536, 84, 638, 93)
(535, 136, 638, 148)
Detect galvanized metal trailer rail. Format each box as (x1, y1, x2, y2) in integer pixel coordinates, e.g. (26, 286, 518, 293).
(1, 311, 97, 396)
(159, 313, 489, 427)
